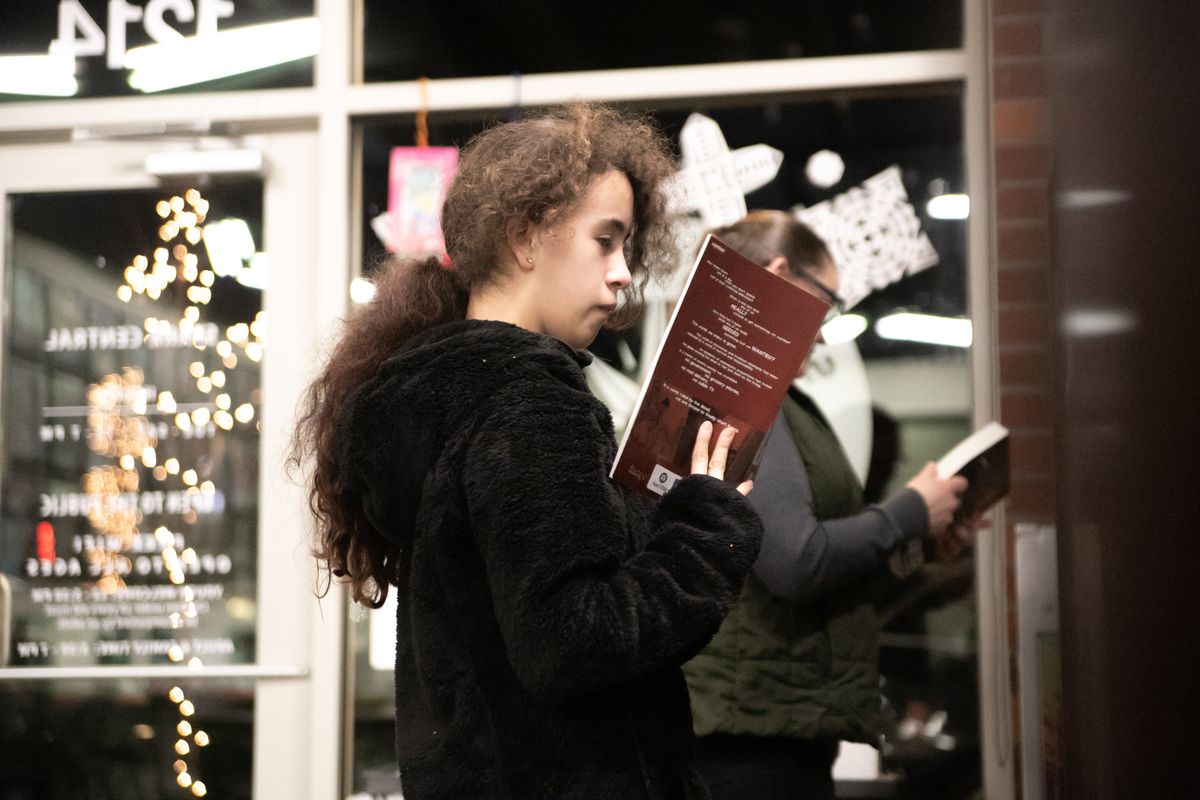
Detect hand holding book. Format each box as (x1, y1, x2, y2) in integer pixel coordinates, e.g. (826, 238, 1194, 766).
(691, 421, 754, 496)
(906, 462, 968, 535)
(921, 421, 1011, 561)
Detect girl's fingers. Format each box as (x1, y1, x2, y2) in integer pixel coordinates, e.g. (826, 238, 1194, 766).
(707, 425, 736, 479)
(690, 421, 714, 475)
(736, 479, 754, 496)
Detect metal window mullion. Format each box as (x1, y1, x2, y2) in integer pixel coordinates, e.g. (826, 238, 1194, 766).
(0, 664, 309, 681)
(344, 50, 969, 116)
(0, 51, 967, 138)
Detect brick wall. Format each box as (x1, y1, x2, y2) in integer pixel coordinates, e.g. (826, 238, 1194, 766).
(992, 0, 1054, 525)
(991, 2, 1056, 795)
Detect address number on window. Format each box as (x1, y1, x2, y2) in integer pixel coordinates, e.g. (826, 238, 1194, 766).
(49, 0, 237, 69)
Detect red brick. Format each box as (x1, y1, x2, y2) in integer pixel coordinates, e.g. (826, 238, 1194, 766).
(994, 61, 1048, 99)
(1011, 430, 1056, 473)
(996, 184, 1050, 221)
(998, 304, 1053, 347)
(994, 19, 1045, 58)
(1000, 388, 1055, 428)
(994, 98, 1048, 142)
(997, 223, 1050, 261)
(995, 144, 1049, 181)
(999, 346, 1053, 386)
(1007, 476, 1056, 519)
(998, 265, 1050, 304)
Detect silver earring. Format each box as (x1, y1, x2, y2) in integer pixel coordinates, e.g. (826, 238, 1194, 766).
(527, 256, 534, 264)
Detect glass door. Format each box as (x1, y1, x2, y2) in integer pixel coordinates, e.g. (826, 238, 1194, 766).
(0, 132, 339, 799)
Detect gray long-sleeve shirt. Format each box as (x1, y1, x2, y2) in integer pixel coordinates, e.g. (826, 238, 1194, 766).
(749, 409, 929, 604)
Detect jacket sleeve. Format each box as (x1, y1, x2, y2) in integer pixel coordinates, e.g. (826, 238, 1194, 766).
(461, 381, 763, 702)
(750, 412, 930, 604)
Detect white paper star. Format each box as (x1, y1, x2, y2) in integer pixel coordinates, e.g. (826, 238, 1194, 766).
(667, 113, 784, 229)
(795, 166, 939, 310)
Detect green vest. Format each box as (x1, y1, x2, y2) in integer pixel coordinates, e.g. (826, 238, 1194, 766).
(684, 390, 882, 743)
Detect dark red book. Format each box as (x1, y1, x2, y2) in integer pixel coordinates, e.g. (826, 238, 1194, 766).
(610, 234, 830, 498)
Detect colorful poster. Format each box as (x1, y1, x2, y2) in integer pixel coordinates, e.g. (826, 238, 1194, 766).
(384, 146, 458, 256)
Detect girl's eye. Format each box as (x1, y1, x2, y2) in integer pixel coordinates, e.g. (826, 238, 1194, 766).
(597, 237, 614, 252)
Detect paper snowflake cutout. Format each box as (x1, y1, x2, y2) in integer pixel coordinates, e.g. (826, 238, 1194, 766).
(795, 166, 938, 309)
(667, 113, 784, 229)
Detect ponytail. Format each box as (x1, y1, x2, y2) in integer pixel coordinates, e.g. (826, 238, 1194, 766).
(290, 255, 466, 606)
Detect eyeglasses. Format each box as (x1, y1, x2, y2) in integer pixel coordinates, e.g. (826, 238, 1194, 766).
(716, 233, 844, 321)
(795, 270, 844, 323)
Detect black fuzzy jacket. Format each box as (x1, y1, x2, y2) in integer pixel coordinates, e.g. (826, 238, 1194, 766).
(338, 320, 763, 800)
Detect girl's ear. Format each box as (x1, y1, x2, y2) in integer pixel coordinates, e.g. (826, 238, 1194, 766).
(506, 219, 536, 272)
(765, 255, 790, 278)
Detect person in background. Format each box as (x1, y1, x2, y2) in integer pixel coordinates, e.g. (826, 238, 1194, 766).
(292, 105, 763, 800)
(684, 209, 974, 800)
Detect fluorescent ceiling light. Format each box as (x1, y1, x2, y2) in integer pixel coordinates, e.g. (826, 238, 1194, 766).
(926, 193, 970, 220)
(1062, 308, 1136, 337)
(125, 17, 320, 93)
(1057, 189, 1132, 210)
(145, 148, 264, 177)
(350, 278, 377, 305)
(821, 313, 868, 344)
(203, 218, 256, 277)
(876, 312, 973, 348)
(0, 53, 77, 97)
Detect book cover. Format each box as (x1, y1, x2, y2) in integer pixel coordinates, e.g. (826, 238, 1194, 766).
(610, 234, 830, 498)
(937, 421, 1011, 521)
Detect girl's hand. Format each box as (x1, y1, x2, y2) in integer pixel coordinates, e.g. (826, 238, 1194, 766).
(690, 421, 754, 496)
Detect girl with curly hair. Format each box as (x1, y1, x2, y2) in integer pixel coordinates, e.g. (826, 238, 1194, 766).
(292, 104, 763, 800)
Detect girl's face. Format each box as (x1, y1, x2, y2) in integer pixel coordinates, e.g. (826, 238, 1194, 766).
(526, 170, 635, 350)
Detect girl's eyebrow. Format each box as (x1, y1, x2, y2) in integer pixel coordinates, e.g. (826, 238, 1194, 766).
(596, 217, 628, 234)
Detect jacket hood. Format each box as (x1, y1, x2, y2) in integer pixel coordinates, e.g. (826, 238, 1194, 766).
(337, 319, 592, 546)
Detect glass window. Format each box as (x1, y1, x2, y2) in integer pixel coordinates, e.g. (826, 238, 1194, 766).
(352, 89, 980, 797)
(0, 1, 315, 102)
(0, 678, 254, 799)
(361, 1, 962, 83)
(1, 181, 265, 792)
(2, 183, 263, 669)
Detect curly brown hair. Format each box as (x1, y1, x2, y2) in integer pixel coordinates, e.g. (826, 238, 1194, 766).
(291, 103, 678, 606)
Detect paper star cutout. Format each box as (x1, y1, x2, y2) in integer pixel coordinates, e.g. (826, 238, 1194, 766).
(667, 113, 784, 229)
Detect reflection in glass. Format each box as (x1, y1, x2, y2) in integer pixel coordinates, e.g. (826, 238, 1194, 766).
(0, 1, 316, 102)
(0, 678, 253, 799)
(1, 184, 264, 795)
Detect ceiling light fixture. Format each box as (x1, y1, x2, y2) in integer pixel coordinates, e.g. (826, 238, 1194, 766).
(875, 312, 973, 348)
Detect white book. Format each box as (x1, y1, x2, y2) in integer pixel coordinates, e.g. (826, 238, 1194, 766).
(936, 421, 1012, 520)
